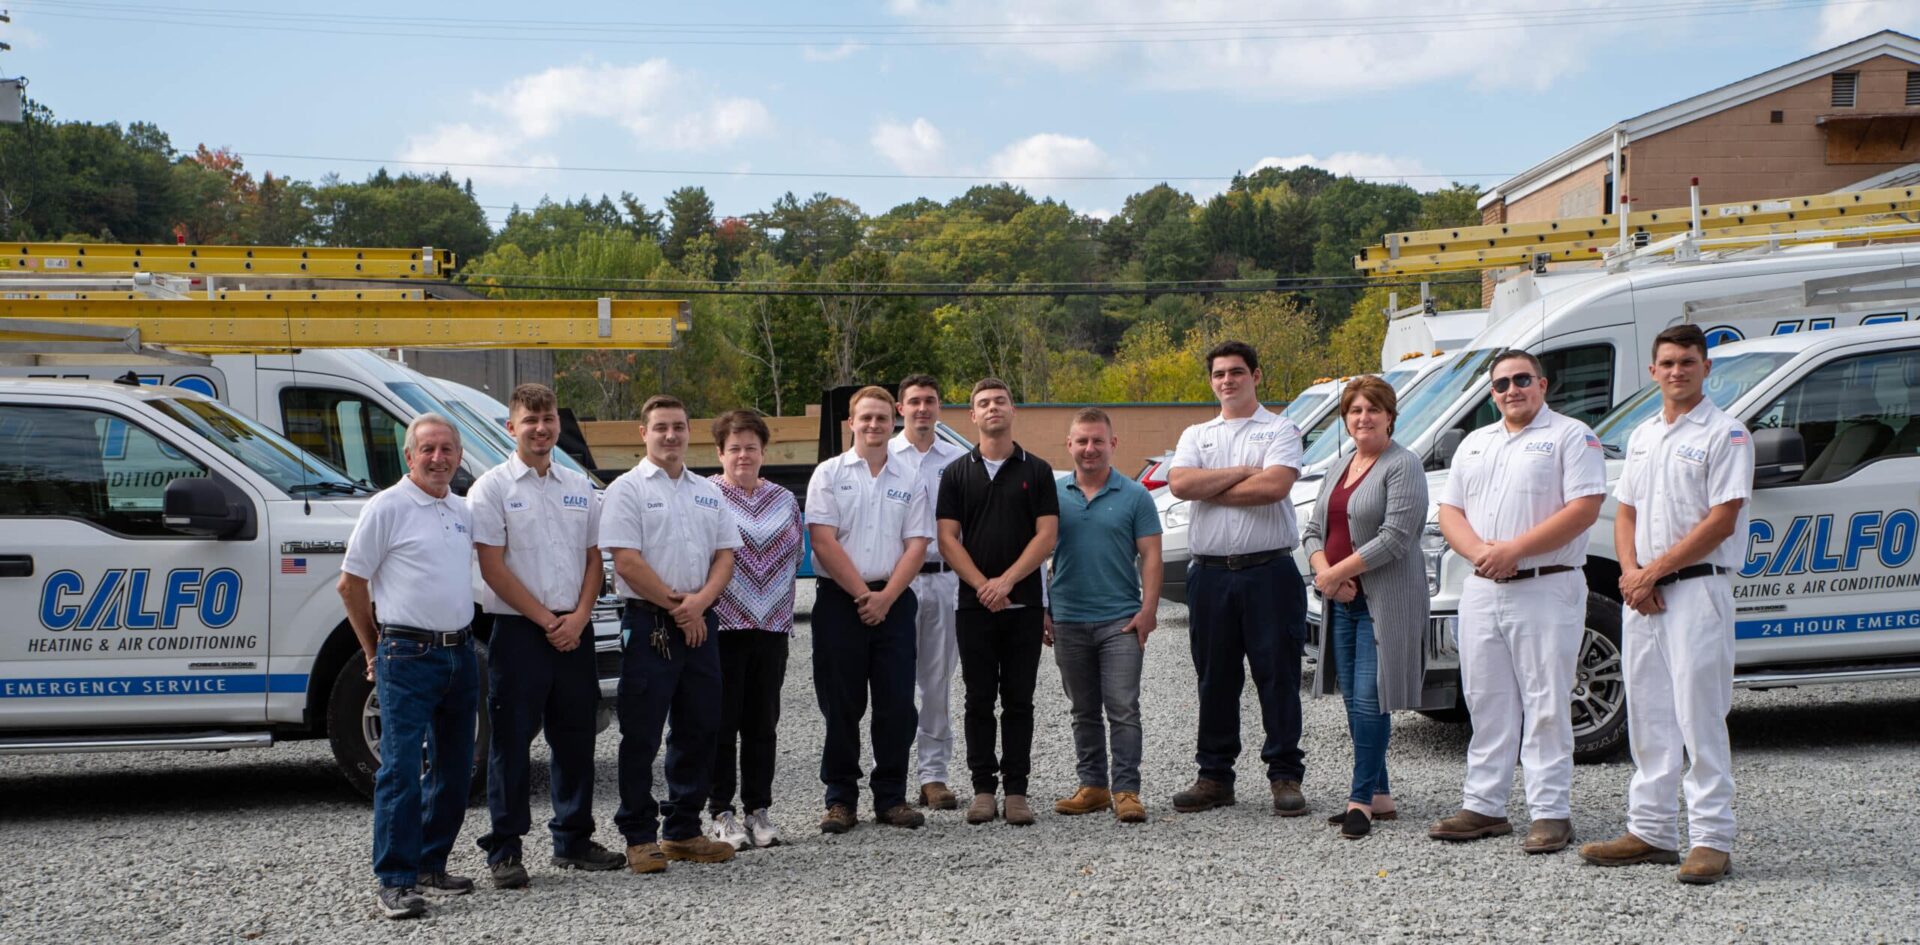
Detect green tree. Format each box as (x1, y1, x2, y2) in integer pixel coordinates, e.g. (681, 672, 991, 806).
(663, 186, 717, 265)
(313, 170, 489, 263)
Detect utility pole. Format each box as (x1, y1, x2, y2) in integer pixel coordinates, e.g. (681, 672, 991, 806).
(1, 9, 24, 124)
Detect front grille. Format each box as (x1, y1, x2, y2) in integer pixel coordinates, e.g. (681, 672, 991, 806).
(1427, 615, 1460, 661)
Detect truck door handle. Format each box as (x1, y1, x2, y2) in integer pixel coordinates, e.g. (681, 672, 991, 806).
(0, 555, 33, 577)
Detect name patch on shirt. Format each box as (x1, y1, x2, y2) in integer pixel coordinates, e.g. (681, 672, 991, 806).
(695, 495, 721, 510)
(646, 500, 666, 511)
(1674, 444, 1708, 465)
(563, 494, 591, 510)
(506, 499, 530, 512)
(1522, 440, 1555, 456)
(1247, 430, 1279, 443)
(885, 487, 913, 503)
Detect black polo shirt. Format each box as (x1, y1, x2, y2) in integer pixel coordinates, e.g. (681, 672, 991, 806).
(936, 442, 1059, 611)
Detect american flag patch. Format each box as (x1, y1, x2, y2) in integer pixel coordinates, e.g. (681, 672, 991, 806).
(280, 557, 307, 574)
(1584, 434, 1602, 449)
(1729, 429, 1748, 445)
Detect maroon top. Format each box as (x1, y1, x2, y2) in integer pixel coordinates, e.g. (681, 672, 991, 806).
(1324, 457, 1376, 575)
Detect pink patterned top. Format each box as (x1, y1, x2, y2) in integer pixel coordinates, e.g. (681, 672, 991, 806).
(709, 475, 803, 634)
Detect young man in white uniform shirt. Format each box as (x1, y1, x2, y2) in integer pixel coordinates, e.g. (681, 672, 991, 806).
(1580, 324, 1751, 886)
(469, 384, 624, 888)
(890, 373, 970, 811)
(1431, 351, 1606, 854)
(1165, 340, 1311, 818)
(338, 414, 480, 920)
(599, 394, 742, 873)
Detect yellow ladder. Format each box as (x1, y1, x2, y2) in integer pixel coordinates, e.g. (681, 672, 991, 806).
(2, 242, 456, 279)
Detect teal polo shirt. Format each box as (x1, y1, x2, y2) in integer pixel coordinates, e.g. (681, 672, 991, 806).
(1049, 468, 1163, 624)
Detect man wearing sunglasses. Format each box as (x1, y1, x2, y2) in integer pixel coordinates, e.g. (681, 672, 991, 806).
(1431, 350, 1606, 854)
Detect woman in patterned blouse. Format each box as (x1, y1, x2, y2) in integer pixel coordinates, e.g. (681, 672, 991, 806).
(703, 409, 804, 851)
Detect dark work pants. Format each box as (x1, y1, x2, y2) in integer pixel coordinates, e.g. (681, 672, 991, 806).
(812, 582, 918, 814)
(955, 606, 1046, 796)
(709, 629, 790, 815)
(614, 602, 721, 845)
(476, 614, 601, 865)
(1187, 555, 1308, 786)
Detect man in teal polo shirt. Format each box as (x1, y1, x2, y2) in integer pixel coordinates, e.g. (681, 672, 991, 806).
(1045, 407, 1163, 824)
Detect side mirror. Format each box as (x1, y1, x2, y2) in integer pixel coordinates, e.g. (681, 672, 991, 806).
(1429, 428, 1467, 470)
(1751, 427, 1806, 484)
(163, 476, 256, 540)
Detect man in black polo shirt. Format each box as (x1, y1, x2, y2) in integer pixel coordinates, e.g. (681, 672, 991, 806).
(937, 377, 1059, 827)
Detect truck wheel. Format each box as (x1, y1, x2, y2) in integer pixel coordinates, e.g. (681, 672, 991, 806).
(1571, 592, 1628, 764)
(326, 647, 492, 803)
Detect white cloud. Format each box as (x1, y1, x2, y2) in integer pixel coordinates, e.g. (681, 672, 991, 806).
(1813, 0, 1920, 48)
(803, 41, 869, 61)
(477, 60, 679, 139)
(1254, 151, 1439, 189)
(988, 133, 1111, 179)
(669, 97, 773, 150)
(396, 123, 556, 185)
(871, 118, 948, 174)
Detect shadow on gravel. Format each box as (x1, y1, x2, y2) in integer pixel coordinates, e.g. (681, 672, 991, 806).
(0, 757, 360, 822)
(1728, 693, 1920, 752)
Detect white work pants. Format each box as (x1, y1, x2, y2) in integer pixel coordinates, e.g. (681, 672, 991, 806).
(1623, 575, 1736, 853)
(1458, 570, 1584, 821)
(911, 571, 961, 785)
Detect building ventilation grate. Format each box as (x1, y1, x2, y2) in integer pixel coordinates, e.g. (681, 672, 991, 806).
(1908, 71, 1920, 107)
(1833, 71, 1858, 108)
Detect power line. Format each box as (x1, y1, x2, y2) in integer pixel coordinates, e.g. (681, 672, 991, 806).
(425, 274, 1475, 298)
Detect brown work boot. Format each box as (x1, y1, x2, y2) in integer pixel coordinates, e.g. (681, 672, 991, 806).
(1678, 846, 1732, 885)
(1113, 792, 1147, 823)
(1054, 786, 1113, 816)
(1170, 778, 1235, 813)
(1578, 832, 1679, 867)
(919, 782, 958, 810)
(659, 835, 735, 863)
(1427, 809, 1514, 842)
(875, 804, 925, 829)
(1003, 795, 1036, 826)
(965, 792, 998, 825)
(625, 842, 666, 875)
(1521, 818, 1575, 854)
(819, 804, 857, 835)
(1270, 780, 1308, 817)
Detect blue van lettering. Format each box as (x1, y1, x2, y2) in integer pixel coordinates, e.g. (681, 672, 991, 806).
(1746, 510, 1920, 577)
(38, 568, 244, 631)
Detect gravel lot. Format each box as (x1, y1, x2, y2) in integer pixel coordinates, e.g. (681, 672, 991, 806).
(4, 584, 1917, 944)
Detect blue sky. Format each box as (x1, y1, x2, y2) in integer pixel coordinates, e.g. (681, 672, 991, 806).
(7, 0, 1920, 228)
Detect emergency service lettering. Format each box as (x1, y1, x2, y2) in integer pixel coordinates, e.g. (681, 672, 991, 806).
(39, 568, 244, 631)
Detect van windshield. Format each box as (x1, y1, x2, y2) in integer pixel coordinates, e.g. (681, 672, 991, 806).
(149, 397, 367, 497)
(1280, 391, 1330, 426)
(1590, 350, 1795, 456)
(1299, 356, 1472, 469)
(439, 395, 605, 486)
(385, 382, 509, 467)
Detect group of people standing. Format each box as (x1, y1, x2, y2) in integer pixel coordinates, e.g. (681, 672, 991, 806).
(337, 322, 1748, 920)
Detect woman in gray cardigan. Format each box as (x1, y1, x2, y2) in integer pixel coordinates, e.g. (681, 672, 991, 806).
(1301, 376, 1430, 840)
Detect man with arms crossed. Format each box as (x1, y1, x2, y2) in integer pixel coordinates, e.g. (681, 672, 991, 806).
(338, 414, 480, 920)
(1429, 352, 1606, 853)
(808, 386, 934, 833)
(1166, 341, 1311, 817)
(470, 383, 625, 887)
(599, 394, 741, 873)
(1580, 324, 1750, 885)
(1046, 408, 1163, 824)
(891, 373, 970, 811)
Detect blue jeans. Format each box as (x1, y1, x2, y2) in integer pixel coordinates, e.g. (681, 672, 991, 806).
(476, 614, 601, 865)
(614, 602, 721, 845)
(371, 634, 480, 889)
(1331, 596, 1391, 805)
(1187, 556, 1307, 786)
(812, 583, 919, 813)
(1052, 616, 1145, 794)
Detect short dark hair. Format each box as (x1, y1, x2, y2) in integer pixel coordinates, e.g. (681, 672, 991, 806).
(970, 377, 1010, 401)
(897, 373, 941, 398)
(507, 382, 557, 416)
(1069, 407, 1113, 431)
(1652, 324, 1710, 361)
(639, 394, 686, 424)
(1205, 340, 1259, 374)
(710, 408, 770, 448)
(1489, 349, 1544, 377)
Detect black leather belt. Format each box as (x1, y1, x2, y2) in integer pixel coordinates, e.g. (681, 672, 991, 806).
(864, 580, 889, 592)
(380, 624, 471, 647)
(1194, 548, 1290, 570)
(812, 578, 891, 593)
(624, 599, 665, 616)
(1488, 564, 1578, 584)
(1655, 563, 1729, 587)
(919, 562, 952, 575)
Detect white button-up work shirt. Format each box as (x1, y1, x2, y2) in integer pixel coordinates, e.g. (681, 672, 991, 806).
(341, 476, 475, 631)
(468, 453, 603, 615)
(1615, 399, 1754, 570)
(1170, 406, 1304, 556)
(599, 458, 741, 597)
(1439, 406, 1609, 570)
(806, 449, 935, 582)
(889, 432, 968, 565)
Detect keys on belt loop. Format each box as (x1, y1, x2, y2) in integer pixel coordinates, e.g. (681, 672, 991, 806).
(651, 622, 673, 661)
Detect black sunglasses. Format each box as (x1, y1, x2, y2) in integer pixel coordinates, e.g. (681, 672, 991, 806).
(1491, 373, 1538, 394)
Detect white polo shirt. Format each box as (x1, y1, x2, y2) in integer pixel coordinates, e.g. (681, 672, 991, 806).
(1615, 398, 1754, 570)
(889, 431, 968, 565)
(599, 458, 741, 597)
(1439, 405, 1608, 570)
(1170, 406, 1304, 556)
(341, 476, 475, 632)
(806, 448, 935, 583)
(469, 453, 603, 615)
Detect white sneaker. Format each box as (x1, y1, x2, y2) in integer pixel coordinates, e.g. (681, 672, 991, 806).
(745, 809, 781, 848)
(708, 810, 750, 850)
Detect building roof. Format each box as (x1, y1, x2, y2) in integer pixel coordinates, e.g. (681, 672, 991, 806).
(1480, 30, 1920, 210)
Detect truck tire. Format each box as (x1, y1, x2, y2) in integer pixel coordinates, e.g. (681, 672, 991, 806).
(1571, 592, 1628, 764)
(326, 647, 491, 803)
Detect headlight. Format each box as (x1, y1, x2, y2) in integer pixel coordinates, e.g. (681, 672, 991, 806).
(1163, 500, 1191, 529)
(1420, 521, 1447, 596)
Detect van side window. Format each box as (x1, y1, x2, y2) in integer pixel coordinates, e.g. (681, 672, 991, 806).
(280, 388, 407, 488)
(1750, 347, 1920, 484)
(1539, 344, 1615, 427)
(0, 405, 210, 536)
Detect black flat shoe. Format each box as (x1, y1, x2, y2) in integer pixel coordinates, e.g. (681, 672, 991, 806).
(1328, 808, 1396, 824)
(1340, 807, 1373, 840)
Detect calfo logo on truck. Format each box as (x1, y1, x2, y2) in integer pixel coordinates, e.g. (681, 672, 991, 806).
(1740, 510, 1920, 584)
(32, 569, 253, 654)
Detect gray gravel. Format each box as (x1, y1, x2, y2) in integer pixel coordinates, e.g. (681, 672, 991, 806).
(3, 584, 1917, 944)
